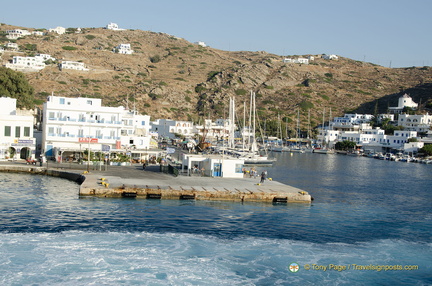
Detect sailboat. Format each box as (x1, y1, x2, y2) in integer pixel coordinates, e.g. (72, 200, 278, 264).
(271, 114, 289, 152)
(313, 108, 335, 154)
(238, 91, 276, 165)
(290, 109, 304, 153)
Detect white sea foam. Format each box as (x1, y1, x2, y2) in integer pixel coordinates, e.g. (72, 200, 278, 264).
(0, 231, 430, 286)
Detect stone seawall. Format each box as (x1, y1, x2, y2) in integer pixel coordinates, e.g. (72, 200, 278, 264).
(0, 165, 85, 185)
(79, 184, 312, 203)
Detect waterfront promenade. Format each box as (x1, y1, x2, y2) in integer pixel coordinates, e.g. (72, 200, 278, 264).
(0, 160, 312, 203)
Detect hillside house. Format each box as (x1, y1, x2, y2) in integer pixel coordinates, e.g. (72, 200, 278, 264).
(36, 53, 56, 62)
(194, 41, 207, 47)
(32, 31, 45, 36)
(113, 43, 133, 54)
(5, 56, 46, 71)
(59, 61, 89, 71)
(6, 29, 31, 39)
(398, 113, 432, 133)
(388, 93, 418, 114)
(322, 54, 338, 60)
(105, 23, 124, 31)
(5, 42, 19, 51)
(49, 26, 66, 35)
(283, 57, 309, 64)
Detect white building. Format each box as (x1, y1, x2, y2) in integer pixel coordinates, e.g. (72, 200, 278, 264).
(5, 56, 46, 71)
(283, 58, 309, 64)
(322, 54, 338, 60)
(49, 26, 66, 35)
(0, 97, 36, 161)
(151, 119, 195, 139)
(59, 61, 89, 71)
(32, 31, 44, 36)
(388, 94, 418, 114)
(194, 41, 207, 47)
(6, 29, 31, 39)
(36, 53, 56, 62)
(5, 42, 19, 50)
(195, 119, 235, 141)
(105, 23, 124, 31)
(42, 95, 153, 162)
(181, 154, 244, 178)
(332, 114, 374, 131)
(398, 113, 432, 133)
(113, 43, 134, 54)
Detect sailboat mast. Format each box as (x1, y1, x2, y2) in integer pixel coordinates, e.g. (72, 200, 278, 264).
(243, 101, 246, 150)
(252, 92, 256, 152)
(249, 91, 253, 149)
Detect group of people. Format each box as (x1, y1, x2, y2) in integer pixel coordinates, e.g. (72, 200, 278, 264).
(242, 167, 268, 184)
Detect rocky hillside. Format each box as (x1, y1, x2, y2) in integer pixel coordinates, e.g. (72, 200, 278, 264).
(1, 23, 432, 132)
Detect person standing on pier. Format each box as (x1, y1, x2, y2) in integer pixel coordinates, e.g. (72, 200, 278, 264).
(260, 171, 267, 183)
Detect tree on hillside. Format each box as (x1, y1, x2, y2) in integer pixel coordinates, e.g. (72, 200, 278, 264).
(0, 67, 35, 109)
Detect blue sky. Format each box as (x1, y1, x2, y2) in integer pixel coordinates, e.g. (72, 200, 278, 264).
(2, 0, 431, 68)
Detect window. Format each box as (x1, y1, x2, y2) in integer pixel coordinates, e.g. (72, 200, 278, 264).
(49, 112, 55, 119)
(87, 100, 92, 105)
(24, 127, 30, 137)
(60, 98, 65, 104)
(15, 126, 21, 138)
(141, 121, 146, 126)
(96, 130, 102, 139)
(235, 164, 244, 173)
(4, 126, 11, 136)
(78, 129, 84, 137)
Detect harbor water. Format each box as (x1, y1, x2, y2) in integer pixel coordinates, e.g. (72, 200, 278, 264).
(0, 153, 431, 285)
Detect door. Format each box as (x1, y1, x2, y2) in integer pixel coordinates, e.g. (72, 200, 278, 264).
(213, 163, 222, 177)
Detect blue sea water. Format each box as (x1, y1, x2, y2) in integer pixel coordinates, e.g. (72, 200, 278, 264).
(0, 153, 431, 285)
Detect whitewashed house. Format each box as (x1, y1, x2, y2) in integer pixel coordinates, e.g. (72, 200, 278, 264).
(59, 61, 89, 71)
(403, 141, 424, 156)
(113, 43, 133, 54)
(388, 94, 418, 114)
(283, 58, 309, 64)
(105, 23, 124, 31)
(5, 56, 46, 71)
(195, 119, 235, 141)
(0, 97, 36, 161)
(5, 42, 19, 51)
(42, 95, 153, 162)
(151, 119, 195, 139)
(36, 53, 56, 62)
(398, 113, 432, 133)
(322, 54, 338, 60)
(49, 26, 66, 35)
(32, 31, 45, 36)
(6, 29, 31, 39)
(194, 41, 207, 47)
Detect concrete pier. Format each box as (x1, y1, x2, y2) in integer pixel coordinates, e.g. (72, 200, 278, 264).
(0, 163, 312, 203)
